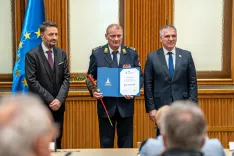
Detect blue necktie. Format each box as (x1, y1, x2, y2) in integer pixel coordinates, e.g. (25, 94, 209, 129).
(112, 51, 118, 68)
(168, 52, 174, 78)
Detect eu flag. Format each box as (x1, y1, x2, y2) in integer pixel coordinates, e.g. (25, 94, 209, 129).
(12, 0, 45, 93)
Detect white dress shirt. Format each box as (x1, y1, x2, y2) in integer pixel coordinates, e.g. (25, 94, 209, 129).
(109, 46, 121, 65)
(41, 42, 54, 63)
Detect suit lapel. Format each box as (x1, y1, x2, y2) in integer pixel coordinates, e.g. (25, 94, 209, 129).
(119, 45, 128, 67)
(103, 45, 112, 67)
(174, 48, 182, 80)
(157, 49, 170, 78)
(38, 46, 53, 85)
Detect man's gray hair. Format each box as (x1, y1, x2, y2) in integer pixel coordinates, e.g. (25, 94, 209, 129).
(160, 100, 207, 150)
(159, 25, 177, 37)
(0, 94, 51, 156)
(106, 24, 123, 34)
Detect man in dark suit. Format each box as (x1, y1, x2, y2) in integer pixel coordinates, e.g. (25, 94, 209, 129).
(144, 25, 197, 135)
(86, 24, 143, 148)
(25, 21, 70, 149)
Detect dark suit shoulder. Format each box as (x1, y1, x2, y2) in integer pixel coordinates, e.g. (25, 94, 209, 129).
(147, 48, 162, 57)
(92, 45, 105, 52)
(176, 47, 191, 54)
(26, 45, 41, 56)
(125, 46, 136, 52)
(91, 45, 108, 57)
(54, 47, 67, 56)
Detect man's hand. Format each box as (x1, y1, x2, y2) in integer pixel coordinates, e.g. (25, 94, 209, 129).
(149, 109, 157, 122)
(49, 99, 61, 111)
(124, 95, 133, 100)
(93, 91, 103, 99)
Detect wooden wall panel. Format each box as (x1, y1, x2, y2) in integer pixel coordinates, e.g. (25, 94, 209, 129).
(43, 0, 68, 54)
(199, 96, 234, 148)
(61, 90, 234, 149)
(124, 0, 173, 72)
(62, 97, 100, 148)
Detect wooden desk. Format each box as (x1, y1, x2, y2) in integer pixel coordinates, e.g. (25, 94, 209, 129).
(225, 149, 232, 156)
(51, 149, 232, 156)
(51, 149, 138, 156)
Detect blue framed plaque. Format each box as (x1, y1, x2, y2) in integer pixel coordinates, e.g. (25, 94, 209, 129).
(97, 67, 140, 97)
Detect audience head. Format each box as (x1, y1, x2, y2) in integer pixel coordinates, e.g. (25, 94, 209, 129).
(105, 24, 123, 51)
(156, 105, 170, 130)
(160, 100, 207, 150)
(159, 25, 177, 51)
(0, 94, 57, 156)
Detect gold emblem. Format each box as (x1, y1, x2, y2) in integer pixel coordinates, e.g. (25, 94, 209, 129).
(22, 78, 28, 86)
(104, 48, 108, 53)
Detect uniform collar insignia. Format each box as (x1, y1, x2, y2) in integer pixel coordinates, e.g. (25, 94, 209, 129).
(104, 47, 108, 53)
(122, 48, 127, 54)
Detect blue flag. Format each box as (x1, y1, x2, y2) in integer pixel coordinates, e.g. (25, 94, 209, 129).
(12, 0, 45, 93)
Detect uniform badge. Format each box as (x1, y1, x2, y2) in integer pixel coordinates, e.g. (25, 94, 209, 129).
(104, 48, 108, 53)
(122, 48, 127, 54)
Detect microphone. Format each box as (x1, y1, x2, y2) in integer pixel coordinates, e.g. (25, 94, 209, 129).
(64, 151, 71, 156)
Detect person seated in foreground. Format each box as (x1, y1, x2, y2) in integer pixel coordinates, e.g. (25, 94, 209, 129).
(0, 94, 58, 156)
(140, 101, 225, 156)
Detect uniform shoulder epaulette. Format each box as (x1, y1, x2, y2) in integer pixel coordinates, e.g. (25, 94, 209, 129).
(92, 46, 104, 51)
(126, 46, 136, 51)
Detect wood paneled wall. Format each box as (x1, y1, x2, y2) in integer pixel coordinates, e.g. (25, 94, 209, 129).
(10, 0, 234, 149)
(124, 0, 173, 71)
(63, 90, 234, 149)
(44, 0, 67, 53)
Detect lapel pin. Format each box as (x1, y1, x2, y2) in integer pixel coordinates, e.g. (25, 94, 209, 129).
(179, 55, 181, 57)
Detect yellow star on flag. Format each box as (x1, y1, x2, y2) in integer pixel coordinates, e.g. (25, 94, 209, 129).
(35, 29, 40, 38)
(15, 69, 20, 76)
(24, 32, 31, 39)
(22, 78, 28, 86)
(16, 56, 20, 62)
(19, 42, 23, 48)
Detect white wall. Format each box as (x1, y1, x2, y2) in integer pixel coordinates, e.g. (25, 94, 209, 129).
(174, 0, 223, 71)
(0, 0, 13, 73)
(69, 0, 119, 72)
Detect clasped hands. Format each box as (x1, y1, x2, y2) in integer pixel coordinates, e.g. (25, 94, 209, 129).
(49, 99, 61, 111)
(93, 91, 133, 100)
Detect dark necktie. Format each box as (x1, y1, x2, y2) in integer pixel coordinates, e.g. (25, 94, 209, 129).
(112, 51, 118, 68)
(168, 52, 174, 78)
(47, 50, 54, 69)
